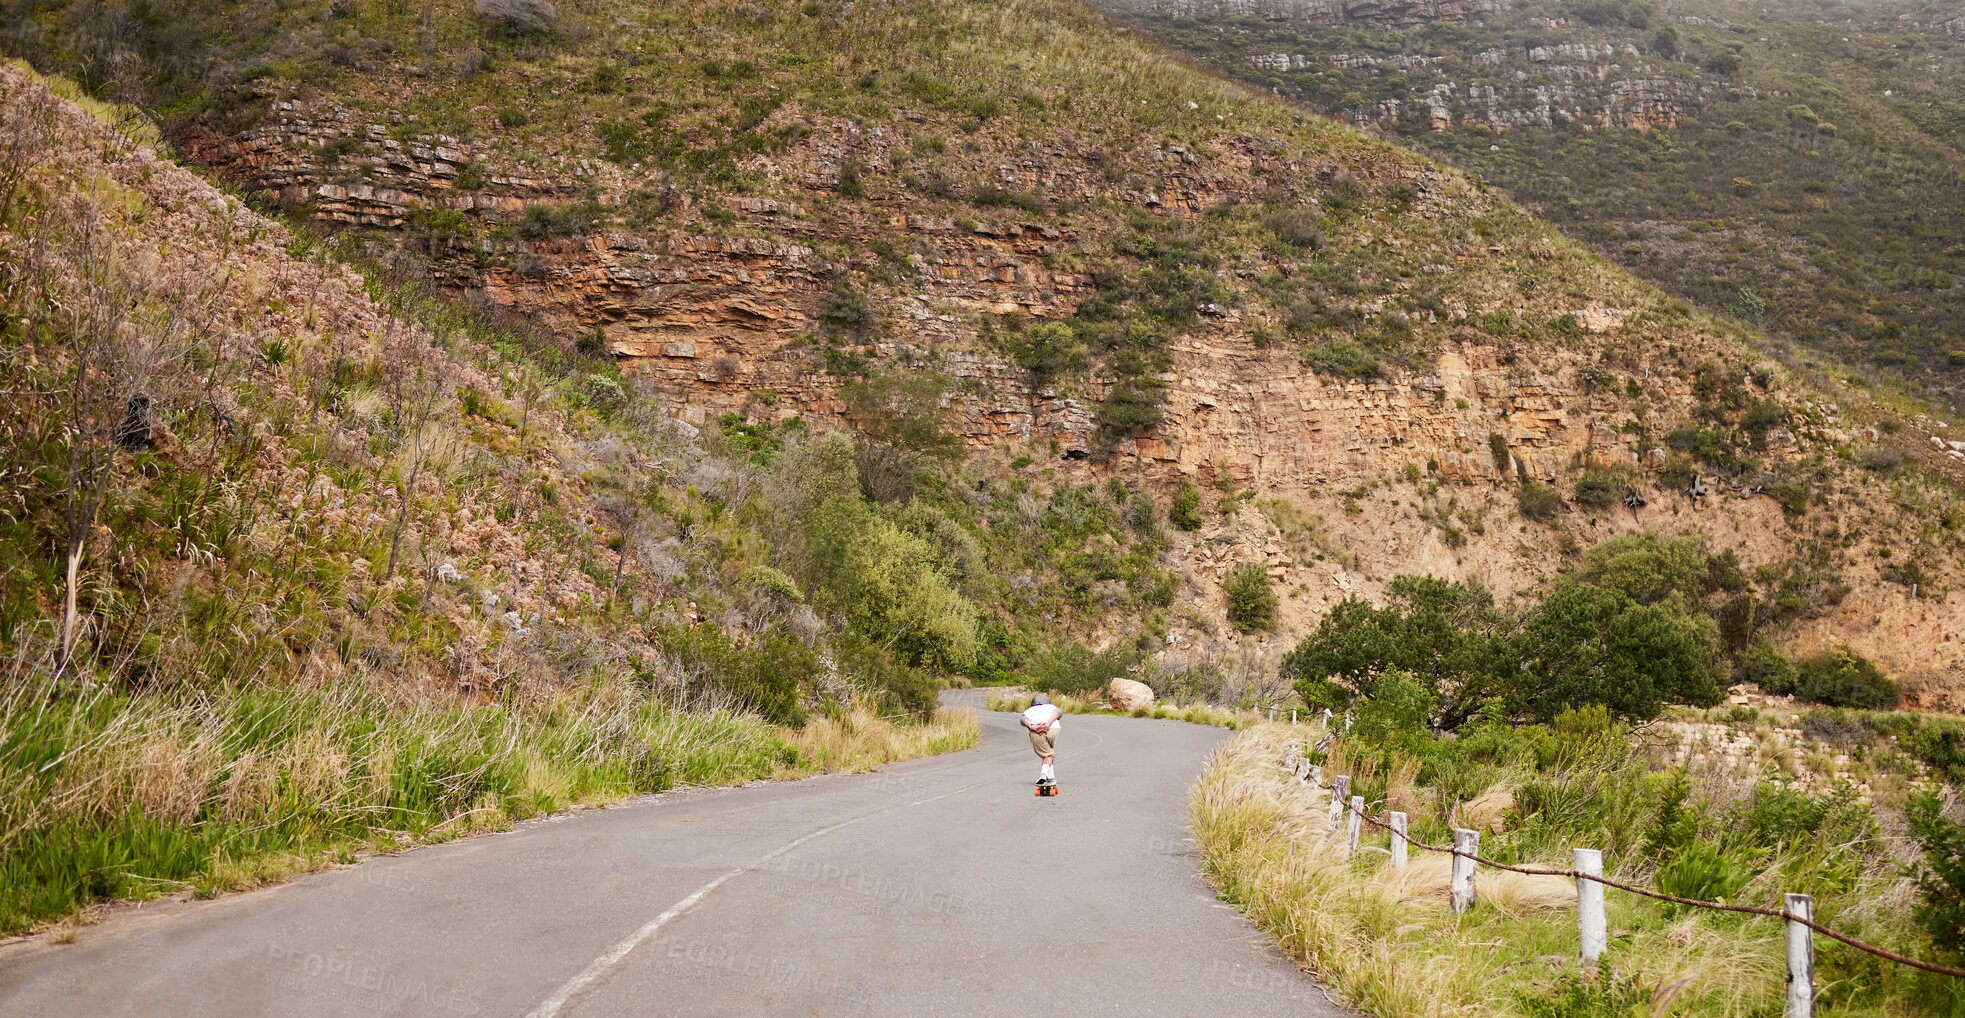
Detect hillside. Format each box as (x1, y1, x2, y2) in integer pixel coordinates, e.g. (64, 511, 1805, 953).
(4, 0, 1960, 702)
(1092, 0, 1965, 406)
(0, 60, 984, 934)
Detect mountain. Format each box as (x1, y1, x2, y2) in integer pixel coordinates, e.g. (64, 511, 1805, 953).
(1090, 0, 1965, 407)
(2, 0, 1961, 705)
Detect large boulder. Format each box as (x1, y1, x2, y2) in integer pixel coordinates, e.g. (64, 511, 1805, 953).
(1107, 678, 1154, 712)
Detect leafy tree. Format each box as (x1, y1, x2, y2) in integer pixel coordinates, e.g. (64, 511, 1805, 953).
(1223, 562, 1277, 632)
(1283, 575, 1503, 717)
(1346, 668, 1437, 750)
(1505, 582, 1721, 722)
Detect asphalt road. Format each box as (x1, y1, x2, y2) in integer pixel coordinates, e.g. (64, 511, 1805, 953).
(0, 695, 1342, 1017)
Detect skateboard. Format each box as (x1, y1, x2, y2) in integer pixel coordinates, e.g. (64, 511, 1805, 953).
(1035, 778, 1059, 797)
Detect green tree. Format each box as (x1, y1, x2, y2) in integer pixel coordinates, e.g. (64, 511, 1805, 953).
(1578, 532, 1711, 607)
(1346, 668, 1437, 750)
(1224, 562, 1278, 632)
(1282, 575, 1502, 718)
(1506, 583, 1721, 722)
(839, 370, 962, 502)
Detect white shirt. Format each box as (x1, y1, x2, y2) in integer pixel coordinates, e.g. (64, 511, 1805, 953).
(1022, 703, 1062, 730)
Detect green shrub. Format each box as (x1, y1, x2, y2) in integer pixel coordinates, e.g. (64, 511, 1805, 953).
(515, 201, 600, 239)
(1346, 668, 1436, 749)
(1739, 637, 1798, 693)
(1791, 648, 1899, 709)
(1169, 480, 1203, 531)
(1224, 562, 1277, 632)
(1906, 791, 1965, 961)
(1516, 972, 1653, 1018)
(1028, 640, 1135, 696)
(1304, 340, 1380, 379)
(1654, 840, 1754, 907)
(1266, 209, 1323, 249)
(1517, 481, 1561, 522)
(1573, 469, 1623, 510)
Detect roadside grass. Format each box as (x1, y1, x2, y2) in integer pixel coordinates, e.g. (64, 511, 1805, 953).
(985, 690, 1255, 729)
(0, 680, 977, 937)
(1192, 722, 1957, 1018)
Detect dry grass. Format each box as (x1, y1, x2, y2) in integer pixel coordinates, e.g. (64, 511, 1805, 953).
(984, 690, 1259, 729)
(1191, 723, 1820, 1018)
(778, 704, 979, 775)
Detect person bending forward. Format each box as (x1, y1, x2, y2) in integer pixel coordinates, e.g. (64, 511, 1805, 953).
(1021, 694, 1062, 786)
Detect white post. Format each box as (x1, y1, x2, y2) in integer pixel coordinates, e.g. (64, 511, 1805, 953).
(1269, 705, 1277, 722)
(1450, 828, 1479, 913)
(1388, 812, 1408, 868)
(1292, 708, 1297, 725)
(1344, 795, 1363, 857)
(1309, 764, 1323, 793)
(1295, 759, 1311, 785)
(1575, 848, 1605, 978)
(1786, 893, 1814, 1018)
(1328, 775, 1350, 832)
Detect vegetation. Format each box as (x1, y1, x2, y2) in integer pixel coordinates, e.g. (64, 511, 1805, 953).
(1195, 707, 1965, 1018)
(1282, 536, 1753, 726)
(0, 64, 986, 934)
(1114, 0, 1965, 407)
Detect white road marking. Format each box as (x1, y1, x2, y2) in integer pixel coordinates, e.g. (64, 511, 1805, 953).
(524, 776, 996, 1018)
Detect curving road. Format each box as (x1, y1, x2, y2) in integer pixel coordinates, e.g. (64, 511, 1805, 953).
(0, 695, 1342, 1017)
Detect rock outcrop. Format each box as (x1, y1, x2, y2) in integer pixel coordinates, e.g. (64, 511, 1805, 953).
(1108, 678, 1156, 711)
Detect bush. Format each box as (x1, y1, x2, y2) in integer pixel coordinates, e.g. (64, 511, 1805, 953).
(1517, 481, 1561, 521)
(1224, 562, 1277, 632)
(1169, 480, 1203, 531)
(1098, 379, 1164, 437)
(1304, 340, 1380, 379)
(474, 0, 555, 34)
(516, 201, 598, 239)
(1573, 469, 1624, 510)
(1346, 668, 1436, 749)
(1028, 640, 1134, 696)
(1906, 791, 1965, 961)
(1739, 637, 1798, 692)
(1654, 840, 1753, 907)
(1791, 648, 1899, 709)
(1266, 210, 1322, 249)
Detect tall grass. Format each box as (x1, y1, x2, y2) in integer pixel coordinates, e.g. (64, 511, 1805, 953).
(0, 679, 976, 935)
(985, 690, 1256, 729)
(1192, 723, 1952, 1018)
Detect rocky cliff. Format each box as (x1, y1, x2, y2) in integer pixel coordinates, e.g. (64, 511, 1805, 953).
(76, 0, 1957, 705)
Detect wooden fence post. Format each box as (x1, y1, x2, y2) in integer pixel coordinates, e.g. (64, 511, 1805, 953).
(1344, 796, 1363, 857)
(1575, 848, 1605, 978)
(1786, 893, 1814, 1018)
(1309, 765, 1322, 791)
(1388, 812, 1407, 868)
(1328, 775, 1350, 833)
(1450, 828, 1479, 913)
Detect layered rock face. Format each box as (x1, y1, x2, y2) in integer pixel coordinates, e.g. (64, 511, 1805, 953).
(1250, 45, 1713, 131)
(1105, 0, 1505, 25)
(172, 91, 1963, 693)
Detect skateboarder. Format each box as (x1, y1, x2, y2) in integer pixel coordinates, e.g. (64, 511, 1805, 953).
(1022, 694, 1062, 790)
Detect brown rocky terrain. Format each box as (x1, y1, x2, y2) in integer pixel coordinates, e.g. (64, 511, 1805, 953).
(31, 0, 1942, 706)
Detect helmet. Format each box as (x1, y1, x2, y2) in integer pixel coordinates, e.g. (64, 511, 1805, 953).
(1031, 693, 1051, 706)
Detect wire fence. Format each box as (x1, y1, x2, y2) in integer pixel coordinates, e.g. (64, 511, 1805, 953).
(1277, 748, 1965, 1016)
